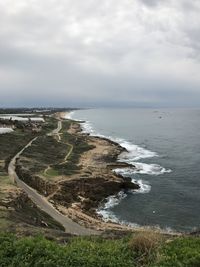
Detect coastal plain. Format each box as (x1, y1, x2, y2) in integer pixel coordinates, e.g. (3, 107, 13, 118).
(0, 108, 200, 267)
(0, 109, 139, 237)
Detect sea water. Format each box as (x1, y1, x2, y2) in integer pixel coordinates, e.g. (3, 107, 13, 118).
(69, 108, 200, 233)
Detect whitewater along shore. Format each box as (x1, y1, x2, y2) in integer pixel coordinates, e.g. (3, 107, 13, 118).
(8, 119, 98, 235)
(57, 115, 180, 235)
(9, 112, 139, 234)
(50, 113, 141, 232)
(12, 112, 181, 235)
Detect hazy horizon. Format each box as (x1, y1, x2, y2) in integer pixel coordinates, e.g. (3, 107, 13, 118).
(0, 0, 200, 108)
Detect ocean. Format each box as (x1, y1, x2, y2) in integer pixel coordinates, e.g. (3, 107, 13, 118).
(69, 108, 200, 233)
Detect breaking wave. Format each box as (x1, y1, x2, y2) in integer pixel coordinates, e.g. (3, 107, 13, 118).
(67, 111, 172, 225)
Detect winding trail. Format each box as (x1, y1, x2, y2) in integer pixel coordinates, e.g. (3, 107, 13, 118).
(8, 120, 98, 236)
(54, 120, 74, 164)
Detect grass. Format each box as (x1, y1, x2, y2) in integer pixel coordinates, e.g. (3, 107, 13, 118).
(0, 116, 66, 233)
(0, 233, 199, 267)
(17, 118, 94, 178)
(0, 175, 14, 199)
(153, 237, 200, 267)
(41, 116, 58, 134)
(0, 234, 134, 267)
(0, 172, 64, 232)
(129, 231, 165, 266)
(54, 129, 95, 176)
(45, 168, 60, 177)
(60, 120, 72, 133)
(0, 130, 35, 172)
(42, 168, 61, 181)
(20, 135, 69, 174)
(0, 174, 17, 230)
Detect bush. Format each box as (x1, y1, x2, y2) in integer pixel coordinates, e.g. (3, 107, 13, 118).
(0, 233, 200, 267)
(153, 237, 200, 267)
(129, 231, 164, 266)
(0, 234, 135, 267)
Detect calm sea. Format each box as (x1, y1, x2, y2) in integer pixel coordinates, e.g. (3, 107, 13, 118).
(70, 108, 200, 232)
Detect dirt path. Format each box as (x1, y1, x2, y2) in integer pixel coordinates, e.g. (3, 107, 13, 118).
(47, 120, 74, 168)
(8, 120, 98, 236)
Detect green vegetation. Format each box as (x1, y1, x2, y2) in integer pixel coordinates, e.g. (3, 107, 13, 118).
(0, 127, 34, 230)
(0, 174, 64, 233)
(44, 168, 60, 178)
(0, 130, 35, 173)
(0, 233, 199, 267)
(9, 196, 65, 232)
(20, 135, 69, 174)
(0, 115, 67, 233)
(18, 119, 94, 178)
(41, 116, 58, 134)
(0, 116, 57, 176)
(54, 121, 94, 176)
(153, 237, 200, 267)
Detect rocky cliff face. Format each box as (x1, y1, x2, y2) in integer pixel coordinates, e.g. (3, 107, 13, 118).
(15, 119, 140, 222)
(52, 176, 139, 215)
(15, 164, 57, 196)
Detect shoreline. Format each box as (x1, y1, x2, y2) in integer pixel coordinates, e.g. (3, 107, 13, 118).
(58, 111, 181, 236)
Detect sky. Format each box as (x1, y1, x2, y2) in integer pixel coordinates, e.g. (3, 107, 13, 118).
(0, 0, 200, 108)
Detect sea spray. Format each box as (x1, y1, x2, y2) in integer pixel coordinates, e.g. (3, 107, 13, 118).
(66, 111, 172, 224)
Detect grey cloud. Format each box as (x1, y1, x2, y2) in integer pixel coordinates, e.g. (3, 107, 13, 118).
(0, 0, 200, 107)
(139, 0, 161, 7)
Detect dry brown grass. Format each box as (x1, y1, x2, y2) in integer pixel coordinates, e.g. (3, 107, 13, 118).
(129, 230, 164, 266)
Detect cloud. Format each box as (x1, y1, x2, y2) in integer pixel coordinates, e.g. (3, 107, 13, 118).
(0, 0, 200, 107)
(139, 0, 161, 7)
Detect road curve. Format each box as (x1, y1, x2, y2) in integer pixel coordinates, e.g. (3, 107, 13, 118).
(8, 121, 98, 236)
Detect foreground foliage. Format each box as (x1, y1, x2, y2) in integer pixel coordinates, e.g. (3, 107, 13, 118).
(153, 237, 200, 267)
(0, 233, 199, 267)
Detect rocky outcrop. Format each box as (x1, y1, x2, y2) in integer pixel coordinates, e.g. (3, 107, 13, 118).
(15, 165, 57, 196)
(52, 176, 139, 215)
(8, 191, 64, 230)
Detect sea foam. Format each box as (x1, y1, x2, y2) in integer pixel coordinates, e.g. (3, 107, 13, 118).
(96, 191, 127, 223)
(67, 111, 172, 224)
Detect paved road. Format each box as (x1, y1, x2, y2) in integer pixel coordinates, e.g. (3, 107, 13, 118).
(8, 121, 98, 236)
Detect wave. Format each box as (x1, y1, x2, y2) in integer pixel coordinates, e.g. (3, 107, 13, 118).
(68, 111, 171, 177)
(118, 141, 158, 161)
(67, 111, 172, 225)
(96, 191, 127, 223)
(96, 190, 176, 233)
(114, 163, 171, 176)
(64, 112, 74, 120)
(135, 180, 151, 193)
(78, 120, 158, 161)
(81, 121, 96, 134)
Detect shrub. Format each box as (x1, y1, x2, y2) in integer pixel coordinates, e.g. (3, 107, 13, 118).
(129, 231, 164, 266)
(153, 237, 200, 267)
(0, 233, 135, 267)
(0, 233, 200, 267)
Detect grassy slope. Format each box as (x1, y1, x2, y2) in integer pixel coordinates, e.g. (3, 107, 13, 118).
(0, 116, 93, 233)
(0, 128, 35, 230)
(19, 119, 94, 179)
(0, 233, 199, 267)
(1, 116, 199, 266)
(0, 116, 64, 232)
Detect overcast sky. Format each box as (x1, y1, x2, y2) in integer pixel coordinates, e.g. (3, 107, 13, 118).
(0, 0, 200, 107)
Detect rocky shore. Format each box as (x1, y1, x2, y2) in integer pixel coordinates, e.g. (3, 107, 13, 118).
(15, 114, 140, 232)
(49, 117, 140, 230)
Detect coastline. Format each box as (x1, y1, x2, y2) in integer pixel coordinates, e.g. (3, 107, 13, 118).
(57, 112, 180, 235)
(52, 113, 139, 232)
